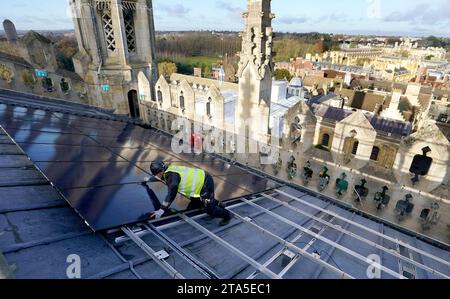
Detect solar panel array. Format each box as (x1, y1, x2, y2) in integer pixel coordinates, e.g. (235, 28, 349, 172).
(0, 103, 276, 231)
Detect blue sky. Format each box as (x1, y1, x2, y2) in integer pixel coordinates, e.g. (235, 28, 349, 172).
(1, 0, 449, 37)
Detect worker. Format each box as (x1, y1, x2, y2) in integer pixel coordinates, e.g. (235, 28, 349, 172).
(148, 161, 232, 226)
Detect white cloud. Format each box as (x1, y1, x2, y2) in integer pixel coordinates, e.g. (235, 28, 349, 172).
(383, 1, 450, 25)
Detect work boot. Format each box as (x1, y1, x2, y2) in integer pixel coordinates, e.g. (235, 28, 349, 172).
(219, 214, 232, 226)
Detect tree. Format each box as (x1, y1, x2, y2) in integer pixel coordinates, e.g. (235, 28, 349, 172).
(54, 36, 78, 72)
(158, 62, 177, 78)
(0, 41, 20, 56)
(274, 69, 292, 81)
(203, 65, 211, 79)
(350, 78, 362, 91)
(425, 36, 445, 48)
(425, 55, 434, 61)
(176, 62, 193, 75)
(356, 58, 370, 67)
(21, 70, 36, 91)
(397, 50, 410, 58)
(0, 64, 13, 83)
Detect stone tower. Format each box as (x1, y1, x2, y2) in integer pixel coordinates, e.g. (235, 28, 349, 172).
(2, 19, 18, 43)
(235, 0, 275, 144)
(70, 0, 158, 117)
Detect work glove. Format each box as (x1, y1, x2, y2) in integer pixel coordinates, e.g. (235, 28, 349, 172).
(150, 209, 165, 220)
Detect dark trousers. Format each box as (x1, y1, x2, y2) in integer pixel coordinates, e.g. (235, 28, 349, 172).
(187, 173, 231, 220)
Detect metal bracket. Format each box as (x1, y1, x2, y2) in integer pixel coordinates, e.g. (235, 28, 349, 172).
(155, 250, 169, 260)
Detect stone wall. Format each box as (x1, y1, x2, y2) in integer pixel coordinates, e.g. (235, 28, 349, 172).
(0, 56, 88, 105)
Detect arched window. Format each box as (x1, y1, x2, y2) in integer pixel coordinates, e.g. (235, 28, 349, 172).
(206, 98, 212, 117)
(179, 91, 185, 110)
(370, 146, 380, 161)
(157, 89, 162, 104)
(321, 134, 330, 147)
(100, 9, 116, 52)
(171, 91, 178, 107)
(123, 10, 136, 53)
(352, 141, 359, 155)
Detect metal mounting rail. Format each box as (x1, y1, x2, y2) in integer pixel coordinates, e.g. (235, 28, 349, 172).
(262, 193, 450, 279)
(237, 197, 406, 279)
(178, 214, 282, 279)
(225, 207, 353, 279)
(114, 193, 302, 244)
(247, 212, 336, 279)
(114, 200, 258, 242)
(313, 213, 357, 278)
(121, 226, 185, 279)
(275, 189, 450, 268)
(278, 219, 331, 278)
(143, 224, 221, 279)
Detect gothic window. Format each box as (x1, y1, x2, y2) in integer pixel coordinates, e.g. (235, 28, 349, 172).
(179, 92, 185, 110)
(370, 146, 380, 161)
(352, 141, 359, 155)
(206, 98, 212, 117)
(157, 89, 162, 104)
(101, 9, 116, 52)
(123, 10, 136, 53)
(171, 92, 178, 108)
(321, 134, 330, 147)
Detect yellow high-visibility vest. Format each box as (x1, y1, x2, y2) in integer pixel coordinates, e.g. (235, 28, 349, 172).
(165, 165, 206, 198)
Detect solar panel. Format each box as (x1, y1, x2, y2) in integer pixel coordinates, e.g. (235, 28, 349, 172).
(0, 104, 276, 231)
(11, 130, 100, 146)
(19, 143, 126, 162)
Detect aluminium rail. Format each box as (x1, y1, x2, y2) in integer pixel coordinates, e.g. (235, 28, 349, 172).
(275, 189, 450, 268)
(178, 214, 283, 279)
(114, 190, 298, 244)
(144, 224, 221, 279)
(277, 217, 333, 278)
(116, 197, 334, 278)
(236, 196, 406, 279)
(121, 226, 185, 279)
(223, 205, 353, 279)
(312, 213, 358, 278)
(246, 212, 337, 279)
(262, 193, 450, 279)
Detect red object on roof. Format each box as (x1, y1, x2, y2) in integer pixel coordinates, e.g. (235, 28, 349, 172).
(190, 133, 203, 152)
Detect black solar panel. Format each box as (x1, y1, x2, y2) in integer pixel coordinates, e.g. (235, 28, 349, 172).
(0, 104, 276, 231)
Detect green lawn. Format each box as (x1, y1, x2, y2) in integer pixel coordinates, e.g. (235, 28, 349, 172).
(175, 56, 221, 67)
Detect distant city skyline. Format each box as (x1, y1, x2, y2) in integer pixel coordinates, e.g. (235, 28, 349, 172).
(0, 0, 449, 38)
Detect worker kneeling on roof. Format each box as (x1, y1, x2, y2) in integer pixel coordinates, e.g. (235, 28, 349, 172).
(148, 161, 232, 226)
